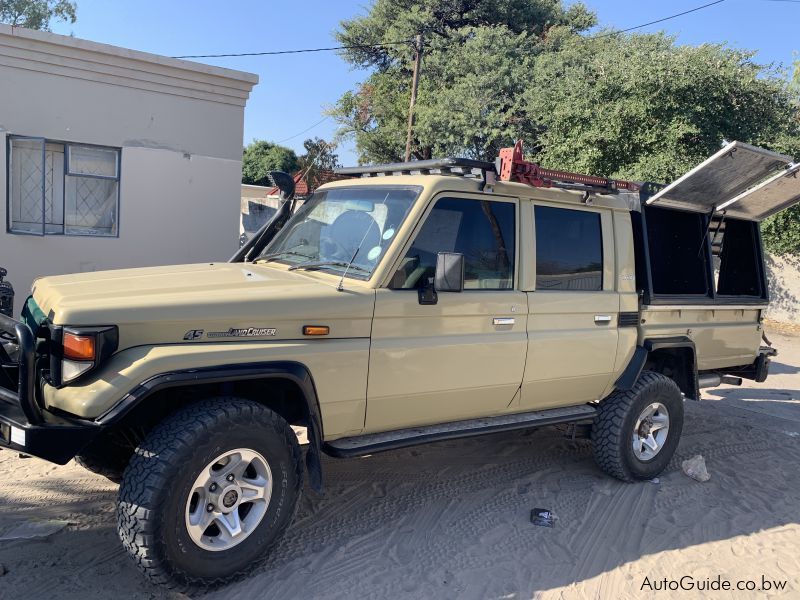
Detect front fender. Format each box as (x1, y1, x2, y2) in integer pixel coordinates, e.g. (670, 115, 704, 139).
(42, 339, 370, 437)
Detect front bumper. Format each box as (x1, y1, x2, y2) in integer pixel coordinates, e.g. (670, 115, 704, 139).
(0, 313, 98, 464)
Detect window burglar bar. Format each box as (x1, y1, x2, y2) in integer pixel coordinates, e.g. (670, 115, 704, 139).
(7, 136, 120, 237)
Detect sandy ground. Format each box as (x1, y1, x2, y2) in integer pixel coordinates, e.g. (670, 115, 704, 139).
(0, 331, 798, 600)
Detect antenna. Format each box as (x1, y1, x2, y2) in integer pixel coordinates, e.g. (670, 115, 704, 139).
(337, 246, 361, 292)
(336, 219, 379, 292)
(335, 192, 389, 291)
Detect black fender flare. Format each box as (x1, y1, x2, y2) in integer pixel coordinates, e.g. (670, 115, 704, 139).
(97, 360, 325, 492)
(615, 336, 699, 400)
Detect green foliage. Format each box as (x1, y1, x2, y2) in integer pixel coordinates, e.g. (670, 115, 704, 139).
(762, 206, 800, 256)
(299, 137, 340, 171)
(0, 0, 76, 30)
(333, 0, 594, 162)
(524, 32, 800, 183)
(297, 137, 341, 189)
(241, 141, 299, 187)
(793, 59, 800, 94)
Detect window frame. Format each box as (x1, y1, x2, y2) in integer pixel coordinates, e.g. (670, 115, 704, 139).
(382, 192, 520, 292)
(6, 135, 121, 238)
(633, 205, 769, 306)
(531, 202, 608, 293)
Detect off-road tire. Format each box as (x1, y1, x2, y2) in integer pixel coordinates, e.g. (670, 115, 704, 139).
(591, 371, 684, 482)
(116, 397, 303, 590)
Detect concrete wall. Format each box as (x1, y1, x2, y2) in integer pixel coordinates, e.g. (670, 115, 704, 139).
(0, 25, 257, 314)
(766, 254, 800, 324)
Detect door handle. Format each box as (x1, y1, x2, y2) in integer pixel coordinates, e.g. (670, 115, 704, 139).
(594, 315, 612, 324)
(493, 317, 515, 326)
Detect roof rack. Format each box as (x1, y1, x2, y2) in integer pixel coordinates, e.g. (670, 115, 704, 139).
(334, 141, 640, 195)
(335, 157, 494, 179)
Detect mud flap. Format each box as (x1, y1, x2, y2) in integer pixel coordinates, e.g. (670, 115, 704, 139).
(305, 420, 324, 493)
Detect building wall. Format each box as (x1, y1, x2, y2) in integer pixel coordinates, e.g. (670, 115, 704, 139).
(765, 254, 800, 324)
(0, 141, 244, 311)
(0, 25, 257, 314)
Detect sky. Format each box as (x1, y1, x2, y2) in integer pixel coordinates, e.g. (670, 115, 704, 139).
(49, 0, 800, 166)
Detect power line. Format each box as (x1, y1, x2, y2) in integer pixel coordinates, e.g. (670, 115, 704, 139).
(173, 39, 412, 59)
(591, 0, 727, 39)
(275, 116, 330, 144)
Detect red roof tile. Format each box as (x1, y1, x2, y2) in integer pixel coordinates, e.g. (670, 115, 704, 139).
(266, 170, 351, 196)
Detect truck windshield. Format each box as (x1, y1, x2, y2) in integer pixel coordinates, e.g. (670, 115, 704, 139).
(257, 186, 420, 279)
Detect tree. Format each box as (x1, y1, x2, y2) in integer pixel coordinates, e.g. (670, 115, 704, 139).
(0, 0, 76, 30)
(299, 137, 340, 171)
(524, 31, 800, 183)
(332, 0, 596, 162)
(332, 1, 800, 254)
(761, 58, 800, 256)
(297, 137, 341, 190)
(241, 140, 299, 187)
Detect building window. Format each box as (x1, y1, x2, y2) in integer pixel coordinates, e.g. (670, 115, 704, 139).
(390, 197, 516, 290)
(535, 205, 603, 291)
(7, 137, 120, 237)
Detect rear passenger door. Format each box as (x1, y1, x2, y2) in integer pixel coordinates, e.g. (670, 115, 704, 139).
(521, 203, 620, 410)
(366, 195, 528, 432)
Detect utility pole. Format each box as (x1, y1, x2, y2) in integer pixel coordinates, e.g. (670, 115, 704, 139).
(404, 33, 423, 162)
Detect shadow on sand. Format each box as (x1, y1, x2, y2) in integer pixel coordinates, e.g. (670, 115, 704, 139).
(1, 394, 798, 600)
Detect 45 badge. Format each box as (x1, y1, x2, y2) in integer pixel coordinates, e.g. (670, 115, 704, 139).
(183, 327, 278, 341)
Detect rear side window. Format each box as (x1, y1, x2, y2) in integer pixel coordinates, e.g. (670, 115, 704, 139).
(535, 206, 603, 291)
(645, 206, 709, 296)
(390, 197, 515, 290)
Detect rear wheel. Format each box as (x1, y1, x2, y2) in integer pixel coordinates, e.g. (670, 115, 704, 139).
(117, 397, 303, 590)
(591, 371, 684, 482)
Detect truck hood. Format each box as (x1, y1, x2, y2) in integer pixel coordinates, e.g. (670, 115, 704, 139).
(32, 262, 375, 348)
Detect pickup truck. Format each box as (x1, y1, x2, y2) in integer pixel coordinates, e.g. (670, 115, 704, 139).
(0, 140, 796, 589)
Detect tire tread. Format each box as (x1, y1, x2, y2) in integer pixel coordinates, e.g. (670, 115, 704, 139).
(116, 397, 303, 591)
(591, 371, 682, 482)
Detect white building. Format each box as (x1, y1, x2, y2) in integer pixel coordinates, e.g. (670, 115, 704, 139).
(0, 24, 258, 314)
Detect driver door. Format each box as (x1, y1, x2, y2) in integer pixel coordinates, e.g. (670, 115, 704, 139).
(365, 195, 528, 432)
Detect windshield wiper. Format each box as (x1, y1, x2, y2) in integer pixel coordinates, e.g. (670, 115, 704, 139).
(256, 251, 314, 263)
(288, 260, 371, 274)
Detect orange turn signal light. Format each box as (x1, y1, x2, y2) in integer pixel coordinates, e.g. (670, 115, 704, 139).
(302, 325, 329, 336)
(63, 332, 96, 361)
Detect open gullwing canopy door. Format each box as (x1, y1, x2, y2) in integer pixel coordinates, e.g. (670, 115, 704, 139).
(645, 141, 800, 221)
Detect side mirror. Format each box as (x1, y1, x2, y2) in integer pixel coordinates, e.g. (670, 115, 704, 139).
(434, 252, 464, 292)
(417, 252, 464, 305)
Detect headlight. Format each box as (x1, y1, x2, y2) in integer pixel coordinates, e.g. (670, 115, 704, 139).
(57, 326, 118, 385)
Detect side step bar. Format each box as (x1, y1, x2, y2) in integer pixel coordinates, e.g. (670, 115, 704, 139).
(323, 404, 597, 458)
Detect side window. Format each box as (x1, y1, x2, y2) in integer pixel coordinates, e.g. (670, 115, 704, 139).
(390, 198, 515, 290)
(535, 205, 603, 291)
(8, 136, 120, 237)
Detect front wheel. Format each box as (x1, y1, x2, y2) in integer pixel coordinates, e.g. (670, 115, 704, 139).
(591, 371, 684, 482)
(117, 398, 303, 590)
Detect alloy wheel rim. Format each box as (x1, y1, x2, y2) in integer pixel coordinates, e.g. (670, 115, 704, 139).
(632, 402, 670, 461)
(184, 448, 272, 551)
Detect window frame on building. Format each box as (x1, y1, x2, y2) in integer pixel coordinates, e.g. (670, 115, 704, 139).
(6, 135, 121, 238)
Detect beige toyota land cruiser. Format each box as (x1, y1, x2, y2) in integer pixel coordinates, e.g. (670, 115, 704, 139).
(1, 141, 797, 589)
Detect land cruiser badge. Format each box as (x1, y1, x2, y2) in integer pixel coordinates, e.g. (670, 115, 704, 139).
(207, 327, 277, 339)
(183, 327, 276, 340)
